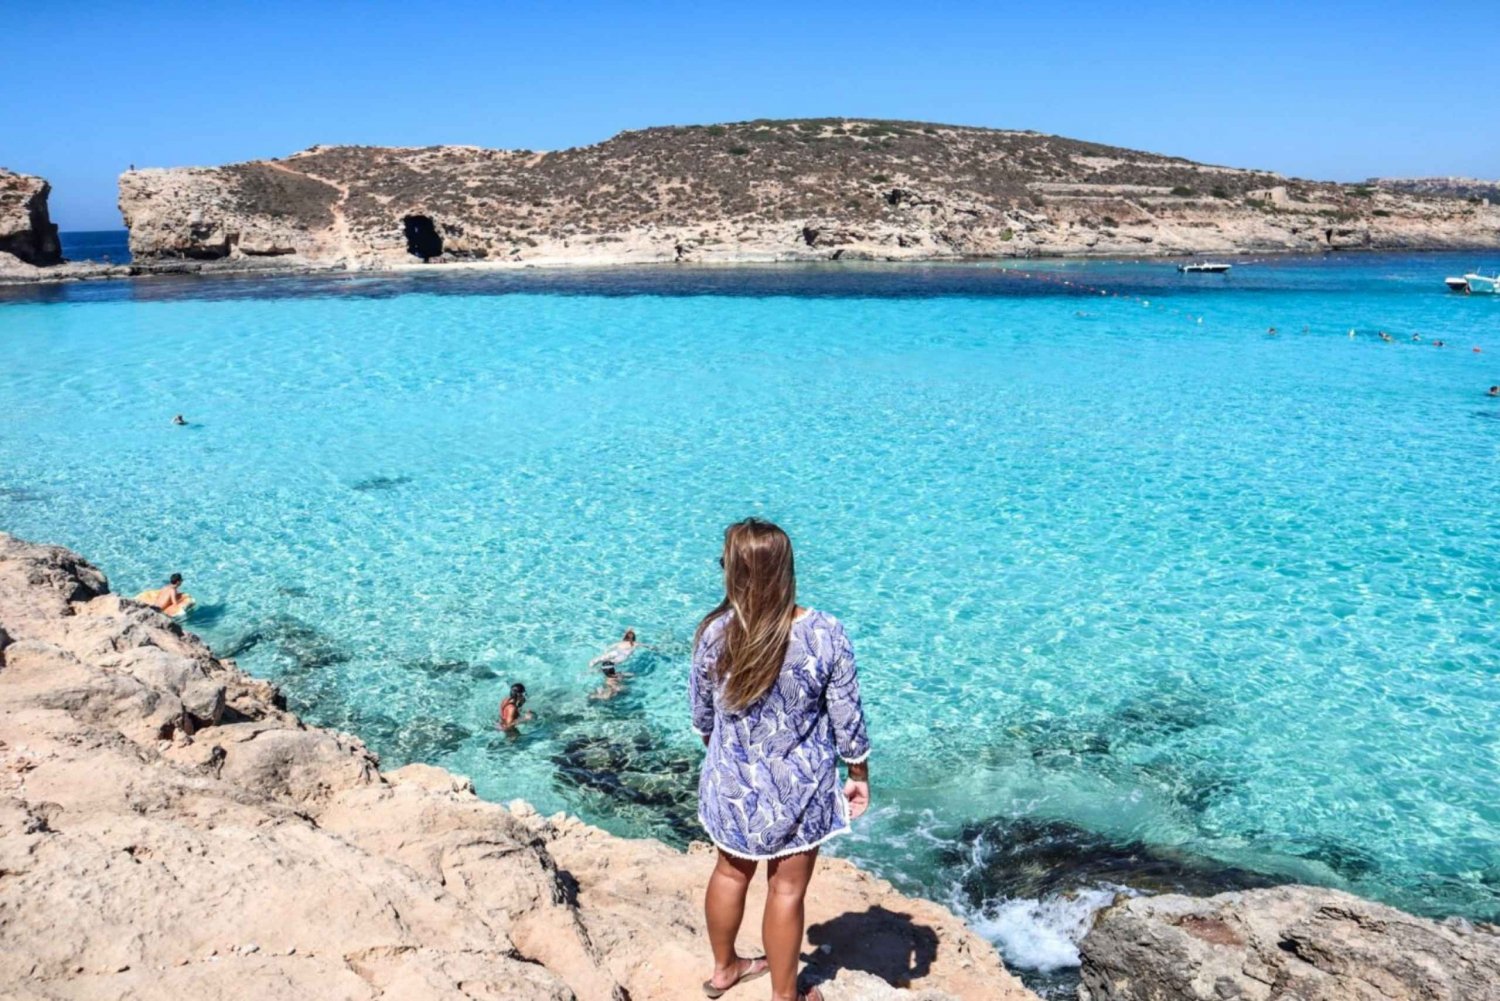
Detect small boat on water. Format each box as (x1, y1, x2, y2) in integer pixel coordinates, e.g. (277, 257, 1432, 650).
(1178, 262, 1232, 274)
(1444, 272, 1500, 294)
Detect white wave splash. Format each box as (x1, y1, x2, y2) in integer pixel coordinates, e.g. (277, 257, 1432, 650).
(963, 886, 1129, 973)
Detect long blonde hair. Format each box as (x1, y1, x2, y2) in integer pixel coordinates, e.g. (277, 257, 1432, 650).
(695, 518, 798, 712)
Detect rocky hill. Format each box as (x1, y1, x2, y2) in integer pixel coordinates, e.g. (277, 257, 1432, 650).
(0, 533, 1036, 1001)
(1372, 176, 1500, 201)
(117, 119, 1500, 269)
(0, 168, 61, 268)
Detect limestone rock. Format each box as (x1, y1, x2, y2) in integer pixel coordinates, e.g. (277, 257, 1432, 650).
(0, 168, 61, 266)
(1078, 885, 1500, 1001)
(0, 532, 1037, 1001)
(112, 120, 1500, 271)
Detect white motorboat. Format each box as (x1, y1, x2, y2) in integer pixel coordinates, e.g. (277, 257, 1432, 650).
(1178, 262, 1232, 273)
(1445, 272, 1500, 294)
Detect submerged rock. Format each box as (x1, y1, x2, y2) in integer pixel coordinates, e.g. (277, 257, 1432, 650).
(1078, 885, 1500, 1000)
(942, 816, 1283, 903)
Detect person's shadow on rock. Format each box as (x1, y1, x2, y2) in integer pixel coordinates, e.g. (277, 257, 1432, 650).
(802, 905, 939, 988)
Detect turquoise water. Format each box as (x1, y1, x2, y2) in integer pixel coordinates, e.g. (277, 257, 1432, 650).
(2, 255, 1497, 981)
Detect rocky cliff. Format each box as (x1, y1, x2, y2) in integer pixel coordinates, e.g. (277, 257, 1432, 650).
(1077, 886, 1500, 1001)
(116, 120, 1500, 269)
(0, 534, 1035, 1001)
(0, 168, 62, 268)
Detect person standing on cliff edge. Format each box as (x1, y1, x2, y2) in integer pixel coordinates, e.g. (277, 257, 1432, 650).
(690, 519, 870, 1001)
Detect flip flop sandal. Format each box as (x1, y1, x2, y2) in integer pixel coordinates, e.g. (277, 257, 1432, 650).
(799, 988, 825, 1001)
(702, 956, 769, 998)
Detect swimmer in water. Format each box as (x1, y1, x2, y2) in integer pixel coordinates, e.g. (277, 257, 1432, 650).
(1489, 386, 1499, 397)
(497, 683, 533, 731)
(155, 573, 185, 611)
(1379, 332, 1393, 343)
(1267, 326, 1278, 336)
(1434, 340, 1446, 348)
(172, 414, 187, 426)
(1412, 334, 1423, 342)
(589, 628, 638, 700)
(1349, 329, 1357, 339)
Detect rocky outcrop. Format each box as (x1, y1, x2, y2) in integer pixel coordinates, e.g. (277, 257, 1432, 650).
(0, 168, 62, 268)
(0, 533, 1036, 1001)
(1077, 886, 1500, 1001)
(114, 120, 1500, 270)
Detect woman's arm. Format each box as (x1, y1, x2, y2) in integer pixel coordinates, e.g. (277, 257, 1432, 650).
(689, 633, 716, 741)
(828, 621, 871, 819)
(827, 621, 870, 764)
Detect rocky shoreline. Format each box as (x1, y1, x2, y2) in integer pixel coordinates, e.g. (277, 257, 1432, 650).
(3, 533, 1496, 1000)
(0, 534, 1033, 1001)
(5, 121, 1499, 285)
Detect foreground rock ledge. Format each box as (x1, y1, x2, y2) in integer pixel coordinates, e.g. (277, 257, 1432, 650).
(0, 533, 1034, 1001)
(1078, 881, 1500, 1000)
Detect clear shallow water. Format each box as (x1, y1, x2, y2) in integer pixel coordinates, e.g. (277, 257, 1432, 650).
(2, 255, 1497, 984)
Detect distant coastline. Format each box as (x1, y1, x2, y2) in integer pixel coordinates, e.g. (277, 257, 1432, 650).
(5, 237, 1500, 289)
(6, 119, 1498, 285)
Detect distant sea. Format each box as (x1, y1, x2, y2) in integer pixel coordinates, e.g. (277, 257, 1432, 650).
(2, 253, 1497, 996)
(59, 229, 131, 264)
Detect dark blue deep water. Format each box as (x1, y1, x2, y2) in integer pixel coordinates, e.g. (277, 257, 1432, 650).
(59, 229, 130, 264)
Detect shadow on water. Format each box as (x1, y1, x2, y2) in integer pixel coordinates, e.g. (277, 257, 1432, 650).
(350, 474, 414, 493)
(0, 485, 47, 504)
(361, 713, 473, 761)
(222, 613, 350, 675)
(403, 656, 498, 681)
(184, 601, 229, 628)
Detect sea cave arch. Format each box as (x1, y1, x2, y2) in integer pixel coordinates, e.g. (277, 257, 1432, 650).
(403, 215, 443, 261)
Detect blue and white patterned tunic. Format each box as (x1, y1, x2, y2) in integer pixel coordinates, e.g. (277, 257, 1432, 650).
(690, 609, 871, 860)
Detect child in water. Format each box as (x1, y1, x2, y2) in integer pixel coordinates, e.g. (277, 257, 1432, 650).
(497, 683, 533, 731)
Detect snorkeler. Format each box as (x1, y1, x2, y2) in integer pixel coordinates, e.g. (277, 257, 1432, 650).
(172, 414, 187, 426)
(588, 628, 638, 700)
(497, 683, 533, 731)
(1489, 386, 1499, 397)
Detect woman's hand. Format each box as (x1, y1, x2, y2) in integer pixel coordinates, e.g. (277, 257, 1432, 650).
(843, 779, 870, 820)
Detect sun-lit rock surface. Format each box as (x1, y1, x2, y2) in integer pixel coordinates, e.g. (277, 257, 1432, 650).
(0, 533, 1036, 1001)
(0, 168, 62, 268)
(114, 120, 1500, 269)
(1078, 885, 1500, 1001)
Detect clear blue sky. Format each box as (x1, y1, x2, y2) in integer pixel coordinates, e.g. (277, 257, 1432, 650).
(6, 0, 1495, 230)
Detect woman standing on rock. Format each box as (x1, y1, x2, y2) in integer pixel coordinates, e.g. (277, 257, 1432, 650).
(691, 518, 871, 1001)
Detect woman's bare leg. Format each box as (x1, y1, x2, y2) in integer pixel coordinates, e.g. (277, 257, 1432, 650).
(764, 848, 819, 1001)
(706, 849, 757, 986)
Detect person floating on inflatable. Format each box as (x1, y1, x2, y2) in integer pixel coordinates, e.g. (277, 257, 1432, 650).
(136, 573, 195, 619)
